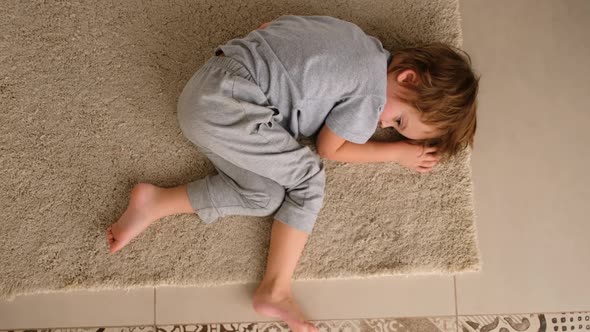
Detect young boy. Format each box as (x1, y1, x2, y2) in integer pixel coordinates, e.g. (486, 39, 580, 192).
(106, 15, 478, 332)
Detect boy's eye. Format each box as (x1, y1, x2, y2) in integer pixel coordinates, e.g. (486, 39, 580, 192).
(395, 117, 401, 126)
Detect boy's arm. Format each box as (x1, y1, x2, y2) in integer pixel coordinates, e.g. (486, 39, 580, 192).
(325, 140, 401, 163)
(316, 123, 400, 163)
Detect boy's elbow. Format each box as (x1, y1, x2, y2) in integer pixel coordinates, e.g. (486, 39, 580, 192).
(317, 146, 339, 160)
(320, 147, 346, 161)
(317, 148, 332, 160)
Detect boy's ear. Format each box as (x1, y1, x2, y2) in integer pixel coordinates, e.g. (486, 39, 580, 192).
(397, 69, 419, 85)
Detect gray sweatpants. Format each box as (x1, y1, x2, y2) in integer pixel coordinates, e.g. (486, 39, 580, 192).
(176, 53, 326, 234)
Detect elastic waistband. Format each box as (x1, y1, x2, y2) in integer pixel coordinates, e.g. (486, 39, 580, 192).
(204, 54, 256, 84)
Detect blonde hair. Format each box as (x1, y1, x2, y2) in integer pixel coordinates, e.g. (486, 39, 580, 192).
(388, 42, 480, 162)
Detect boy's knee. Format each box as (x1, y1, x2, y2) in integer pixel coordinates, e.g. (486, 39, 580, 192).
(235, 181, 285, 217)
(240, 182, 283, 217)
(177, 99, 212, 147)
(177, 108, 198, 141)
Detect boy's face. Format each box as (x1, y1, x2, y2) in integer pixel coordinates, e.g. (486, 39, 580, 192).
(379, 69, 440, 140)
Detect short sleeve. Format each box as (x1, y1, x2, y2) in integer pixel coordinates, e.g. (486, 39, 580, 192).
(324, 95, 384, 144)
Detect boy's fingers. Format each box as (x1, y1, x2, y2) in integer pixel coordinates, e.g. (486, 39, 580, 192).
(421, 160, 437, 167)
(419, 155, 438, 163)
(421, 155, 437, 162)
(425, 146, 437, 153)
(426, 152, 440, 161)
(419, 147, 436, 157)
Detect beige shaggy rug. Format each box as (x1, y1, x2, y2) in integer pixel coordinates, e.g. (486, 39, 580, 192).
(0, 0, 481, 301)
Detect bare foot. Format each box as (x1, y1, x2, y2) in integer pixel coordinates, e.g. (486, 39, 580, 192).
(252, 284, 318, 332)
(106, 183, 162, 254)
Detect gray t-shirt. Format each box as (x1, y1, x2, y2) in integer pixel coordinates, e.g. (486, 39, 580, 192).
(216, 15, 392, 144)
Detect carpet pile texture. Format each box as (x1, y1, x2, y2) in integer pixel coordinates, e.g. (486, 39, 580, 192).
(0, 0, 480, 301)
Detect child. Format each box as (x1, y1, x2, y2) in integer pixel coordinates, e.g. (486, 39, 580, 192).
(106, 15, 478, 332)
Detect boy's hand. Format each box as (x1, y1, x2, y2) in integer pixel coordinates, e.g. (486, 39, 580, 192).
(258, 21, 272, 29)
(393, 141, 440, 173)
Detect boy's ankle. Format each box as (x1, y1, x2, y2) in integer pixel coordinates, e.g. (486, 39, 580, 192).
(257, 277, 292, 298)
(153, 185, 194, 219)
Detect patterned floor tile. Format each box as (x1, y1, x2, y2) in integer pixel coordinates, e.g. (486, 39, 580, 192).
(362, 316, 457, 332)
(156, 316, 457, 332)
(459, 311, 590, 331)
(258, 319, 365, 332)
(8, 313, 590, 332)
(156, 324, 256, 332)
(105, 328, 156, 332)
(0, 327, 155, 332)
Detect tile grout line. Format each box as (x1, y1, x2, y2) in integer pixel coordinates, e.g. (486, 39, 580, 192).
(454, 276, 459, 332)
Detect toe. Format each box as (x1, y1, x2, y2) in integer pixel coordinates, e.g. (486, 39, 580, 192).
(110, 240, 126, 254)
(109, 243, 118, 254)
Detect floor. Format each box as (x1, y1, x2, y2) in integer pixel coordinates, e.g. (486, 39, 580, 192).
(1, 0, 589, 331)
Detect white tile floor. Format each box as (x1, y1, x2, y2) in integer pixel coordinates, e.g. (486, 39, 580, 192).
(1, 0, 589, 331)
(455, 0, 590, 316)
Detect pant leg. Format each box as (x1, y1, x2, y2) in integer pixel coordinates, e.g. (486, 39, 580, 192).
(177, 55, 326, 234)
(186, 145, 286, 223)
